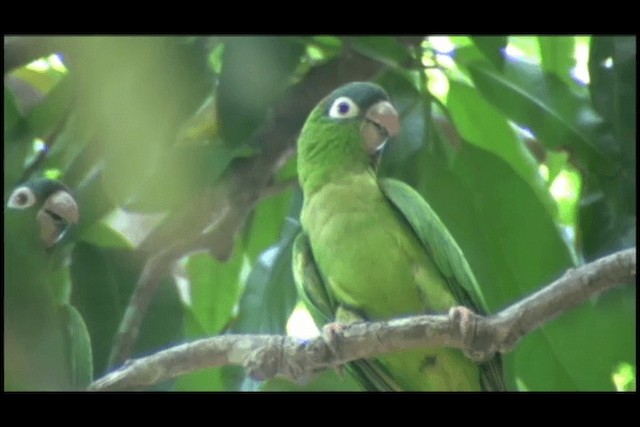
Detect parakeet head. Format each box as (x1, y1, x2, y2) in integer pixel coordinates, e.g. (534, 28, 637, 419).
(6, 178, 79, 248)
(297, 82, 400, 191)
(300, 81, 400, 156)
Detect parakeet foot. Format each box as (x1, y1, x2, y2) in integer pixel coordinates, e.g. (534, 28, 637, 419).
(321, 322, 350, 376)
(449, 306, 485, 362)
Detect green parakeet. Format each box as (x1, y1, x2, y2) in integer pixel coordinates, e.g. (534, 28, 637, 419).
(292, 82, 504, 391)
(5, 178, 91, 390)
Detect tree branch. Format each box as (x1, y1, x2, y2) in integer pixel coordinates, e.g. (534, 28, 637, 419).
(90, 247, 635, 391)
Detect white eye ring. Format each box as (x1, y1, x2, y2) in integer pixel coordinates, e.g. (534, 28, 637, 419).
(7, 186, 37, 210)
(328, 96, 360, 119)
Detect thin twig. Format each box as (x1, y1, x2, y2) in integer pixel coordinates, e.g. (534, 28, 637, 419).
(90, 247, 635, 391)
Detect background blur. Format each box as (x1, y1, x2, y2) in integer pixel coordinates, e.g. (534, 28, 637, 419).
(3, 35, 635, 391)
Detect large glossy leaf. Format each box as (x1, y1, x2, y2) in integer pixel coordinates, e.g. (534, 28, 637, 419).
(398, 140, 631, 390)
(465, 59, 615, 175)
(446, 80, 556, 218)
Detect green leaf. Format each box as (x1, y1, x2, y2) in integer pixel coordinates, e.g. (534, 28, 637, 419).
(80, 221, 135, 249)
(217, 37, 304, 145)
(242, 187, 294, 263)
(124, 143, 250, 213)
(232, 212, 300, 335)
(471, 36, 507, 69)
(173, 250, 244, 391)
(537, 36, 577, 87)
(185, 251, 244, 336)
(24, 74, 73, 139)
(446, 80, 556, 217)
(466, 60, 614, 174)
(227, 206, 301, 391)
(350, 36, 413, 68)
(399, 139, 632, 390)
(581, 36, 636, 260)
(70, 244, 135, 375)
(4, 85, 23, 137)
(72, 173, 117, 240)
(61, 304, 94, 389)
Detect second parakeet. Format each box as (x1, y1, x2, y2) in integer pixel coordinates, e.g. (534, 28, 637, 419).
(5, 178, 90, 390)
(292, 82, 504, 391)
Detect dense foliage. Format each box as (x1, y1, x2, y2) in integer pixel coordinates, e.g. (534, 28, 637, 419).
(4, 35, 635, 391)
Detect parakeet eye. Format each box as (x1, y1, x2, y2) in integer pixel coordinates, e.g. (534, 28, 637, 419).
(7, 186, 37, 210)
(328, 97, 360, 119)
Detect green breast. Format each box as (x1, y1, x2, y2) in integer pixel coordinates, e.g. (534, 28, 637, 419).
(300, 172, 483, 390)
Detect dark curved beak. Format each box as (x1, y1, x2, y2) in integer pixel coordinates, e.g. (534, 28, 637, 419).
(366, 101, 401, 138)
(38, 190, 79, 247)
(362, 101, 401, 155)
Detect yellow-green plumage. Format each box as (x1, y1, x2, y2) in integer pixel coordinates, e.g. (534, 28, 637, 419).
(293, 82, 504, 391)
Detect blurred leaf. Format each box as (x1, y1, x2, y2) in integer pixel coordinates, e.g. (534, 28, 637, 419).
(81, 221, 136, 249)
(176, 95, 219, 146)
(350, 36, 412, 68)
(612, 361, 636, 392)
(217, 37, 304, 145)
(545, 150, 570, 184)
(9, 58, 67, 95)
(4, 86, 23, 138)
(73, 173, 116, 239)
(125, 143, 254, 213)
(61, 303, 93, 389)
(471, 36, 507, 70)
(24, 74, 73, 139)
(69, 37, 213, 206)
(538, 36, 577, 88)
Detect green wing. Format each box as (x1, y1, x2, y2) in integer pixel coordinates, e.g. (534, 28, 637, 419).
(379, 178, 505, 391)
(292, 233, 404, 391)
